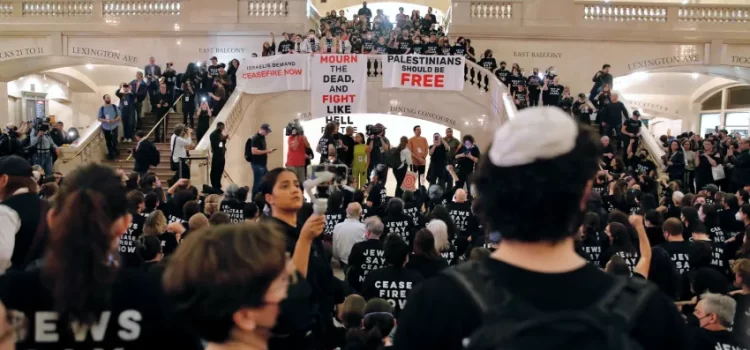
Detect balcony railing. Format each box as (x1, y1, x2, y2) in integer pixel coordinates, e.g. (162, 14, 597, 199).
(0, 2, 12, 15)
(103, 1, 180, 16)
(22, 1, 93, 16)
(470, 2, 512, 19)
(677, 7, 750, 23)
(583, 4, 667, 22)
(247, 0, 287, 17)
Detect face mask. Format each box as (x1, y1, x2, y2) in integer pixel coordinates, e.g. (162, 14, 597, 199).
(736, 211, 743, 221)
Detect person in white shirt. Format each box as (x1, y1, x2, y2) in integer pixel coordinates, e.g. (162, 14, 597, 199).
(0, 204, 21, 272)
(170, 124, 195, 183)
(394, 136, 414, 198)
(333, 202, 367, 269)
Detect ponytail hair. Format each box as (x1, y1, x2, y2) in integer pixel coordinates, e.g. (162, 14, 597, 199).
(42, 164, 128, 325)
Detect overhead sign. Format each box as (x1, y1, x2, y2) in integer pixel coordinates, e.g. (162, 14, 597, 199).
(310, 54, 367, 119)
(240, 55, 308, 94)
(382, 55, 465, 91)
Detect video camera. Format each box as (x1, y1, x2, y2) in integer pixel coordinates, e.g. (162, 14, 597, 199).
(34, 117, 51, 133)
(365, 124, 383, 136)
(285, 119, 304, 136)
(311, 163, 349, 198)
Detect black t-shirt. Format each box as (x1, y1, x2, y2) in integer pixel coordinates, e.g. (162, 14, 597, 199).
(397, 37, 412, 53)
(374, 43, 388, 54)
(508, 74, 524, 92)
(362, 39, 376, 53)
(0, 269, 201, 350)
(707, 225, 727, 244)
(220, 199, 245, 223)
(429, 143, 447, 168)
(636, 159, 656, 176)
(362, 266, 424, 318)
(207, 64, 220, 77)
(368, 182, 387, 211)
(625, 118, 642, 136)
(658, 241, 692, 274)
(573, 100, 593, 123)
(347, 239, 386, 292)
(580, 234, 606, 264)
(278, 39, 294, 54)
(423, 42, 439, 55)
(447, 201, 472, 235)
(495, 68, 509, 84)
(439, 45, 452, 56)
(456, 146, 480, 173)
(451, 44, 466, 56)
(161, 200, 186, 225)
(544, 84, 563, 104)
(382, 213, 415, 246)
(367, 136, 385, 166)
(394, 259, 692, 350)
(209, 130, 226, 157)
(694, 329, 745, 350)
(696, 151, 722, 182)
(410, 42, 424, 55)
(119, 211, 146, 268)
(323, 209, 346, 241)
(599, 248, 640, 273)
(405, 254, 448, 279)
(318, 135, 335, 161)
(249, 133, 267, 166)
(478, 57, 497, 71)
(158, 232, 179, 256)
(403, 203, 425, 229)
(592, 180, 609, 197)
(733, 293, 750, 346)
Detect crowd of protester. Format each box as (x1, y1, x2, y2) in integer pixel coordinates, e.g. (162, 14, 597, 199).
(0, 104, 747, 350)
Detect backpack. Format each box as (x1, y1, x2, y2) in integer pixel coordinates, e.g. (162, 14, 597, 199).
(444, 261, 656, 350)
(385, 147, 402, 169)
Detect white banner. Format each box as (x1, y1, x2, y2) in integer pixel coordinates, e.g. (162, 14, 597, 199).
(239, 55, 308, 94)
(382, 55, 465, 91)
(311, 54, 368, 119)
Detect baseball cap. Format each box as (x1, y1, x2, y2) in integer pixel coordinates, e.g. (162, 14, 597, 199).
(0, 155, 32, 177)
(633, 110, 641, 117)
(702, 184, 719, 194)
(210, 56, 218, 61)
(260, 123, 272, 133)
(577, 93, 586, 98)
(375, 123, 387, 129)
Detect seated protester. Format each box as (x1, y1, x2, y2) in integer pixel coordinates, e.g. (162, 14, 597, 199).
(591, 170, 611, 197)
(634, 149, 657, 178)
(182, 200, 200, 231)
(346, 298, 396, 349)
(163, 223, 294, 350)
(599, 222, 640, 273)
(184, 213, 209, 240)
(648, 247, 682, 301)
(0, 163, 201, 350)
(243, 202, 259, 222)
(332, 203, 367, 269)
(161, 185, 193, 225)
(658, 217, 692, 275)
(366, 165, 388, 216)
(353, 190, 372, 222)
(692, 293, 746, 350)
(332, 294, 366, 349)
(402, 190, 426, 229)
(406, 228, 449, 279)
(701, 204, 727, 243)
(395, 108, 690, 350)
(381, 198, 415, 247)
(209, 212, 232, 226)
(427, 219, 458, 266)
(603, 180, 631, 213)
(220, 184, 249, 223)
(143, 192, 159, 215)
(645, 209, 666, 246)
(447, 188, 473, 256)
(140, 174, 165, 205)
(0, 156, 49, 272)
(120, 190, 147, 268)
(323, 191, 347, 243)
(143, 210, 185, 257)
(427, 205, 459, 243)
(692, 223, 730, 276)
(731, 259, 750, 346)
(720, 194, 743, 236)
(135, 235, 163, 272)
(684, 206, 702, 241)
(347, 217, 386, 293)
(362, 234, 424, 318)
(579, 212, 607, 264)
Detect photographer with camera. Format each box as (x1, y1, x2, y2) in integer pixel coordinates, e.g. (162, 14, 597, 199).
(0, 124, 23, 158)
(28, 117, 60, 175)
(115, 82, 136, 142)
(366, 123, 390, 184)
(286, 120, 309, 187)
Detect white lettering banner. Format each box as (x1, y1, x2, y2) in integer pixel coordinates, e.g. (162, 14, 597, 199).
(382, 55, 465, 91)
(239, 55, 308, 94)
(311, 54, 367, 119)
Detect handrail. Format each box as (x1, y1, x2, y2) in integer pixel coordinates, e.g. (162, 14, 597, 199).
(442, 4, 452, 35)
(126, 93, 184, 161)
(223, 170, 235, 184)
(61, 122, 102, 164)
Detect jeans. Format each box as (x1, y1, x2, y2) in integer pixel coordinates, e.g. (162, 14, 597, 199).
(103, 127, 119, 158)
(252, 164, 268, 198)
(32, 153, 53, 175)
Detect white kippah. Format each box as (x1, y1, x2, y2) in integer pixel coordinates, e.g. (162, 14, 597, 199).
(488, 107, 579, 167)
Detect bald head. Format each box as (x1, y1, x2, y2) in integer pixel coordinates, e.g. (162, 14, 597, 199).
(347, 202, 362, 219)
(188, 213, 209, 232)
(455, 189, 467, 202)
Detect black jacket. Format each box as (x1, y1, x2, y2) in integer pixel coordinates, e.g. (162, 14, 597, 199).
(134, 139, 160, 173)
(665, 149, 686, 179)
(731, 149, 750, 187)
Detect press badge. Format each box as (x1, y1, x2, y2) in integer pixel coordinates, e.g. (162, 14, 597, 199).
(219, 142, 224, 148)
(185, 96, 189, 102)
(124, 101, 128, 106)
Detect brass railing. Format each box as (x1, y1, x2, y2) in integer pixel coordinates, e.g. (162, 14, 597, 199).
(61, 125, 102, 164)
(126, 93, 184, 161)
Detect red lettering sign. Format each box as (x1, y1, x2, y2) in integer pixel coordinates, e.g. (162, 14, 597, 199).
(400, 73, 445, 88)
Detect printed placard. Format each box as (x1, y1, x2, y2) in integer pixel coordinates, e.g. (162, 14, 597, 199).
(311, 54, 367, 119)
(382, 55, 465, 91)
(239, 55, 309, 94)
